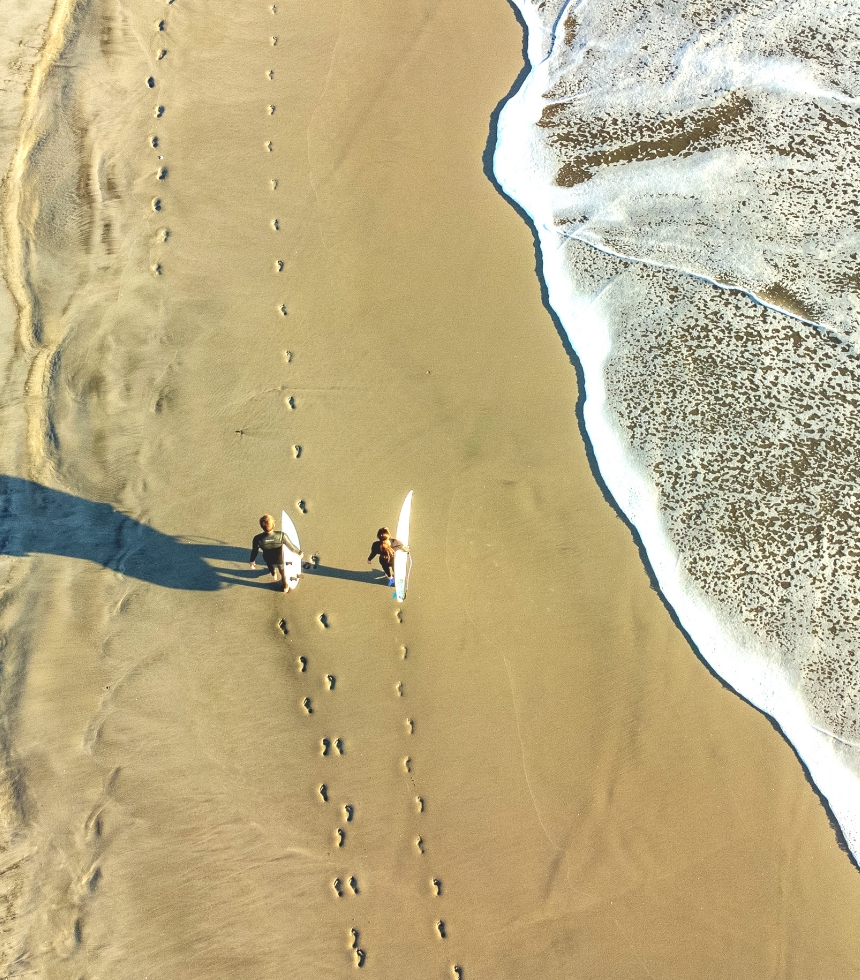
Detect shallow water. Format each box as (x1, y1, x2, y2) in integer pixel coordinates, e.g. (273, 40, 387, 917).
(495, 0, 860, 857)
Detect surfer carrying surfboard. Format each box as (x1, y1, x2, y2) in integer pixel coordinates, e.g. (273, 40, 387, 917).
(367, 527, 408, 586)
(250, 514, 302, 592)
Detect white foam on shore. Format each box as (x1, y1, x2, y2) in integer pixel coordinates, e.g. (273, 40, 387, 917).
(494, 0, 860, 859)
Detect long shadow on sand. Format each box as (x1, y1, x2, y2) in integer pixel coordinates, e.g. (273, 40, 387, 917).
(0, 476, 393, 594)
(0, 475, 244, 591)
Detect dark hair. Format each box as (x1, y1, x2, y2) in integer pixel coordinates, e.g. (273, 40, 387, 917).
(377, 526, 390, 540)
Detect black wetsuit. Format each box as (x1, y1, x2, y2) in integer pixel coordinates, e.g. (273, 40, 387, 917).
(251, 530, 300, 579)
(367, 538, 404, 578)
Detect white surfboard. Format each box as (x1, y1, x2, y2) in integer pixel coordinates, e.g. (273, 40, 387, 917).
(393, 490, 413, 602)
(281, 509, 302, 590)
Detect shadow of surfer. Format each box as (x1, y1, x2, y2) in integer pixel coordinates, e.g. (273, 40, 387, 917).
(0, 475, 227, 590)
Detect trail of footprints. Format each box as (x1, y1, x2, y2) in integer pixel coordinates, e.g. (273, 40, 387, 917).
(294, 632, 366, 965)
(146, 0, 175, 277)
(268, 1, 460, 973)
(394, 636, 463, 977)
(394, 629, 464, 977)
(288, 610, 464, 975)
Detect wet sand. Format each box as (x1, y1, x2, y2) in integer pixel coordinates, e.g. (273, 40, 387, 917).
(2, 0, 860, 977)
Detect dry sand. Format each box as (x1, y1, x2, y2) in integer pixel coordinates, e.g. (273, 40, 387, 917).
(2, 0, 860, 977)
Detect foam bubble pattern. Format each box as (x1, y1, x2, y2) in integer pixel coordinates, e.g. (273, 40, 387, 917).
(496, 0, 860, 858)
(520, 0, 860, 336)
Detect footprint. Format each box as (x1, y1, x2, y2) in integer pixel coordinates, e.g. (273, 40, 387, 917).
(265, 141, 273, 152)
(276, 618, 288, 636)
(332, 877, 343, 898)
(268, 104, 276, 114)
(325, 675, 335, 690)
(310, 554, 320, 569)
(349, 927, 359, 949)
(158, 228, 170, 242)
(85, 866, 102, 893)
(156, 166, 167, 180)
(156, 48, 167, 59)
(302, 697, 312, 715)
(275, 260, 284, 271)
(150, 134, 159, 147)
(151, 198, 162, 211)
(279, 304, 288, 316)
(400, 645, 408, 659)
(156, 18, 165, 29)
(151, 263, 162, 276)
(415, 836, 425, 854)
(146, 76, 155, 88)
(335, 738, 344, 755)
(74, 918, 83, 946)
(319, 783, 328, 802)
(318, 613, 329, 629)
(395, 682, 403, 697)
(343, 804, 354, 822)
(283, 350, 293, 362)
(296, 500, 307, 513)
(432, 878, 442, 896)
(297, 655, 307, 671)
(271, 35, 278, 44)
(403, 757, 411, 773)
(347, 875, 359, 894)
(452, 968, 463, 980)
(284, 396, 295, 409)
(267, 69, 274, 80)
(416, 796, 424, 813)
(335, 828, 344, 847)
(271, 3, 277, 11)
(436, 920, 446, 939)
(321, 738, 331, 757)
(154, 105, 165, 118)
(405, 718, 414, 734)
(395, 609, 403, 623)
(293, 444, 301, 457)
(354, 949, 366, 969)
(271, 218, 280, 230)
(86, 809, 104, 840)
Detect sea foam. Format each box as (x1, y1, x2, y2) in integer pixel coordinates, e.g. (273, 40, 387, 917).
(495, 0, 860, 859)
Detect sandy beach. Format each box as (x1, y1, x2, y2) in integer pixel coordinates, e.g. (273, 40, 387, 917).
(2, 0, 860, 977)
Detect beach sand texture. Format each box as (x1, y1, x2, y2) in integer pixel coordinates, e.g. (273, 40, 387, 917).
(1, 0, 860, 977)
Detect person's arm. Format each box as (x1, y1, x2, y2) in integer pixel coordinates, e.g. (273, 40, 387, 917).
(250, 533, 262, 568)
(282, 533, 302, 557)
(367, 541, 380, 562)
(391, 538, 409, 553)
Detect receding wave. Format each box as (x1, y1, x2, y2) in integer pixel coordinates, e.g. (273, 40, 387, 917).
(495, 0, 860, 858)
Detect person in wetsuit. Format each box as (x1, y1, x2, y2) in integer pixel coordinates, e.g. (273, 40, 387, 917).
(250, 514, 302, 592)
(367, 526, 407, 586)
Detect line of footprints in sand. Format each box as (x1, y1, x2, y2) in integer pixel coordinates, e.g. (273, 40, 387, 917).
(150, 2, 306, 508)
(287, 597, 464, 977)
(263, 4, 305, 505)
(263, 10, 461, 972)
(147, 0, 175, 275)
